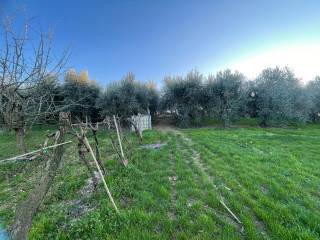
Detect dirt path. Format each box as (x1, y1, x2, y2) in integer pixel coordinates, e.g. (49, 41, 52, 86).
(154, 124, 180, 134)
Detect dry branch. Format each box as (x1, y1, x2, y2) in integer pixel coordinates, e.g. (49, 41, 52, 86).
(219, 199, 242, 224)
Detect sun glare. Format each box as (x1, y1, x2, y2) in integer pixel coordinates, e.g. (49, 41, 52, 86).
(230, 42, 320, 82)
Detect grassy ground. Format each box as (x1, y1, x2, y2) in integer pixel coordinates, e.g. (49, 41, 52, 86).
(0, 125, 320, 239)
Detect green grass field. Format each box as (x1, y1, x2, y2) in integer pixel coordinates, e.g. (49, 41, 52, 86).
(1, 125, 320, 239)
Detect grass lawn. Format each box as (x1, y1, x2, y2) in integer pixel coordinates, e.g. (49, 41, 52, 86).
(0, 125, 320, 239)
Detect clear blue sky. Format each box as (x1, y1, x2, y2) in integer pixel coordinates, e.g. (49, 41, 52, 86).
(2, 0, 320, 84)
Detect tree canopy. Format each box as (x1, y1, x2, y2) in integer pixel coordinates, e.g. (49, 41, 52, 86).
(62, 69, 101, 122)
(97, 73, 158, 119)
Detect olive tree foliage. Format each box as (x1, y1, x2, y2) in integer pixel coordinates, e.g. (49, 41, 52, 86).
(244, 80, 259, 118)
(145, 81, 159, 117)
(203, 70, 245, 127)
(0, 15, 68, 152)
(306, 76, 320, 122)
(62, 69, 101, 122)
(160, 70, 204, 127)
(255, 67, 309, 126)
(97, 72, 159, 119)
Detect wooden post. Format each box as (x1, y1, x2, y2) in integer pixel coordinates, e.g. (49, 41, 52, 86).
(113, 115, 127, 166)
(83, 136, 119, 213)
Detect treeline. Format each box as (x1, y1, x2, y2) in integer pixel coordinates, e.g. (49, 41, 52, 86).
(21, 70, 159, 124)
(13, 67, 320, 128)
(161, 67, 319, 127)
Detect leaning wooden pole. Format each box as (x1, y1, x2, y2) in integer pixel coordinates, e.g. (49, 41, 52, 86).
(83, 136, 119, 213)
(113, 115, 127, 166)
(0, 141, 72, 164)
(77, 137, 100, 190)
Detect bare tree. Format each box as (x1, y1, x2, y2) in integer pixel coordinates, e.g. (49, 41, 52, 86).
(0, 15, 69, 152)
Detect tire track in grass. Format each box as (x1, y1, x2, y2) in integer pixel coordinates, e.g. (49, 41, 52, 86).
(187, 132, 296, 239)
(174, 136, 226, 238)
(176, 143, 244, 239)
(200, 136, 320, 221)
(244, 205, 268, 239)
(191, 134, 320, 239)
(168, 149, 177, 222)
(190, 137, 273, 239)
(200, 135, 320, 204)
(158, 127, 266, 238)
(177, 133, 245, 236)
(167, 135, 178, 239)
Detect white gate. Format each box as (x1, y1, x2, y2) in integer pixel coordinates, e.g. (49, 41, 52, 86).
(131, 114, 152, 132)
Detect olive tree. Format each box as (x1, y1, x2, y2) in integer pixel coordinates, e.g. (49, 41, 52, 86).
(244, 80, 259, 118)
(306, 76, 320, 122)
(255, 67, 308, 126)
(160, 70, 204, 127)
(204, 70, 245, 127)
(144, 81, 159, 117)
(62, 69, 101, 122)
(97, 72, 158, 119)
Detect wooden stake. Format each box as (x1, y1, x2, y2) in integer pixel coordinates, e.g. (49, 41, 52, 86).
(113, 115, 127, 166)
(83, 136, 119, 213)
(219, 199, 242, 224)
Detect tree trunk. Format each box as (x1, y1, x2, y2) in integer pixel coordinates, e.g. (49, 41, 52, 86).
(15, 127, 27, 153)
(91, 129, 106, 174)
(129, 120, 143, 142)
(10, 126, 66, 240)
